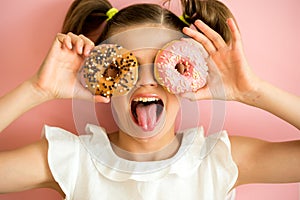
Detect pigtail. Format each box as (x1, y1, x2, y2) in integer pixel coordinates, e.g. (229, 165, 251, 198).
(62, 0, 113, 41)
(181, 0, 237, 43)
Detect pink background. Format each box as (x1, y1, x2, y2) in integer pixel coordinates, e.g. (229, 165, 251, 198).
(0, 0, 299, 199)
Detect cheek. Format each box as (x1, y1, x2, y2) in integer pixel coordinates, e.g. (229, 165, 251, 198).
(166, 94, 180, 118)
(111, 96, 130, 113)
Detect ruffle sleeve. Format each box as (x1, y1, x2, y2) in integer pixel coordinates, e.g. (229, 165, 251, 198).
(199, 130, 239, 199)
(43, 125, 81, 200)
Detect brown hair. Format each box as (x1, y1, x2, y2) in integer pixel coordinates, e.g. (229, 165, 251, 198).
(62, 0, 236, 44)
(62, 0, 113, 39)
(98, 3, 186, 43)
(181, 0, 237, 42)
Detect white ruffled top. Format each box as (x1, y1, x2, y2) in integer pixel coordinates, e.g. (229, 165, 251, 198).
(44, 124, 238, 200)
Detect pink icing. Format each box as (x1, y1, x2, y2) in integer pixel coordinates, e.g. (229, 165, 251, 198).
(154, 39, 208, 94)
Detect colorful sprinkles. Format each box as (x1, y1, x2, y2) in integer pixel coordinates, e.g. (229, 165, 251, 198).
(82, 44, 138, 97)
(154, 39, 208, 94)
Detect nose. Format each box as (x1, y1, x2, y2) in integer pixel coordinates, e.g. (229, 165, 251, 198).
(135, 64, 158, 88)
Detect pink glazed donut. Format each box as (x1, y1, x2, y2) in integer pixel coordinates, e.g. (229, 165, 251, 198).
(154, 39, 208, 94)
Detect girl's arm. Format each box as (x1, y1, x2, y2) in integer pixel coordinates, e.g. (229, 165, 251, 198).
(0, 33, 109, 132)
(0, 138, 64, 196)
(182, 19, 300, 130)
(242, 80, 300, 130)
(230, 135, 300, 187)
(182, 19, 300, 186)
(0, 33, 109, 195)
(0, 79, 49, 132)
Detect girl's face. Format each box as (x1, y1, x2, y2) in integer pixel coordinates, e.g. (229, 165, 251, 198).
(108, 27, 183, 140)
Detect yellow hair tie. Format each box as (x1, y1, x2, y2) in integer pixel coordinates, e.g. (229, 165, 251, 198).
(179, 15, 190, 26)
(106, 8, 118, 21)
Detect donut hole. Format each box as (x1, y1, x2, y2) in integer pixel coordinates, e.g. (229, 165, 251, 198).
(104, 63, 121, 79)
(175, 61, 189, 76)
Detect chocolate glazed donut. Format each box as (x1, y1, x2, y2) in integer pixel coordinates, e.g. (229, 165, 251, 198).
(82, 44, 139, 97)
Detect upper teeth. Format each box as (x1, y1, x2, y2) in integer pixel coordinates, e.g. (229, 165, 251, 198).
(133, 97, 160, 102)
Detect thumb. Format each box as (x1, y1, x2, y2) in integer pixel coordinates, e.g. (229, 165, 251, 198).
(180, 87, 212, 101)
(73, 84, 110, 103)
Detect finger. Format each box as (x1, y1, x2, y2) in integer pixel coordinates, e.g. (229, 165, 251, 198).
(180, 38, 209, 58)
(180, 88, 211, 101)
(56, 33, 72, 49)
(67, 32, 84, 55)
(79, 34, 95, 56)
(180, 92, 199, 101)
(183, 27, 217, 54)
(194, 20, 227, 50)
(227, 18, 242, 49)
(94, 95, 111, 103)
(73, 82, 110, 103)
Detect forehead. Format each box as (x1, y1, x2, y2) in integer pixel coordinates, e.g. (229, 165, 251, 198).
(104, 27, 184, 51)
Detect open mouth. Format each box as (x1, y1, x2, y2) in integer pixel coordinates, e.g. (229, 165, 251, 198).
(131, 97, 164, 131)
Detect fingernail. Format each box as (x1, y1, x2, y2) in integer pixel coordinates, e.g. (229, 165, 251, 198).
(195, 19, 202, 25)
(84, 50, 90, 57)
(183, 27, 191, 33)
(104, 97, 110, 103)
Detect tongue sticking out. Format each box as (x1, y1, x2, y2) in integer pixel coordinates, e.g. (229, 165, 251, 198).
(136, 103, 157, 131)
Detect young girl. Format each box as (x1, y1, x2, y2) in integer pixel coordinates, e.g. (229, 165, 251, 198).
(0, 0, 299, 199)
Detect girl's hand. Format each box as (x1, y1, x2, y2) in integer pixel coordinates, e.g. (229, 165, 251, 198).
(181, 18, 261, 102)
(31, 32, 109, 103)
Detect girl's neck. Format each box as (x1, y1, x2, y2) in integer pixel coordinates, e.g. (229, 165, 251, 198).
(108, 127, 182, 161)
